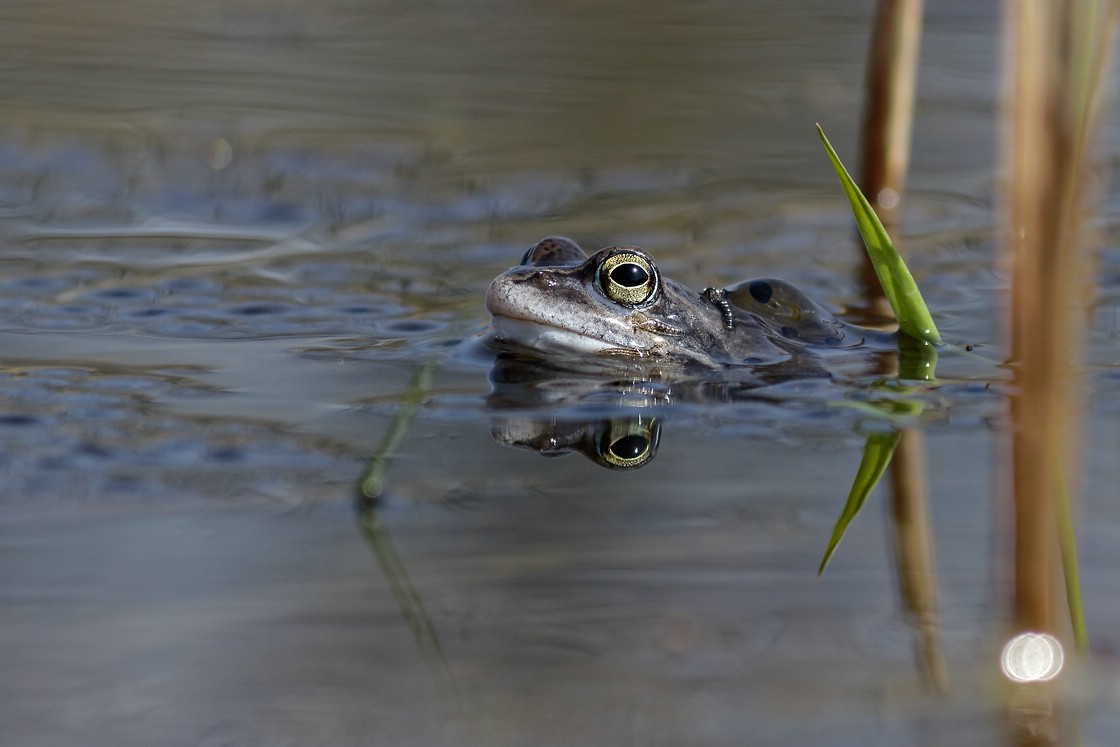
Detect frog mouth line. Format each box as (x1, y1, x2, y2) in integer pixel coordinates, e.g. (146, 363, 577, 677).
(485, 272, 672, 358)
(488, 313, 627, 354)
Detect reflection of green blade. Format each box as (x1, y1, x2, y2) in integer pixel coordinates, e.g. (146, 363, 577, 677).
(358, 362, 435, 500)
(354, 360, 451, 677)
(897, 334, 939, 381)
(820, 337, 936, 573)
(358, 506, 449, 674)
(818, 431, 902, 574)
(817, 124, 942, 345)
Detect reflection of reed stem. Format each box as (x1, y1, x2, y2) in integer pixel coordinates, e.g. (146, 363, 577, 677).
(889, 428, 948, 692)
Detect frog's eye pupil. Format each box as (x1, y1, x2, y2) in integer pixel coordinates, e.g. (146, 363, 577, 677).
(610, 263, 649, 288)
(609, 434, 649, 460)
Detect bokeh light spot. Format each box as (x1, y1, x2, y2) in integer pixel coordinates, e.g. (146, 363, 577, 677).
(876, 187, 900, 210)
(207, 138, 233, 170)
(1000, 632, 1064, 682)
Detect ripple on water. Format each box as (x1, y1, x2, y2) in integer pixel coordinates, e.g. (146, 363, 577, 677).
(375, 318, 448, 336)
(2, 277, 407, 344)
(21, 303, 110, 331)
(0, 366, 352, 508)
(0, 414, 40, 426)
(89, 286, 155, 301)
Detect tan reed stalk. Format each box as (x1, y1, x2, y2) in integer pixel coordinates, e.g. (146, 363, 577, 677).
(859, 0, 925, 313)
(1002, 0, 1116, 643)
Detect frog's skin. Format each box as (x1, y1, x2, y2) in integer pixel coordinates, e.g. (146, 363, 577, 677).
(486, 236, 879, 368)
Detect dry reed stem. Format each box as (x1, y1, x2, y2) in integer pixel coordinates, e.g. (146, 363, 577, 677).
(859, 0, 924, 314)
(1002, 0, 1115, 636)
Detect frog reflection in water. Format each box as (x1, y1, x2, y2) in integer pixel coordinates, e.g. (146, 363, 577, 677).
(486, 236, 890, 367)
(491, 415, 662, 470)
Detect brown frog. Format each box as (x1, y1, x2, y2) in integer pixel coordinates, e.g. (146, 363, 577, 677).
(486, 237, 879, 367)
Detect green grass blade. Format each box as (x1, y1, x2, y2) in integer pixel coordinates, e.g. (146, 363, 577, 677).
(817, 124, 942, 345)
(818, 431, 902, 574)
(1057, 463, 1088, 653)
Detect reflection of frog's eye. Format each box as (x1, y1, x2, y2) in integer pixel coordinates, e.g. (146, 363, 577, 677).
(596, 418, 660, 469)
(597, 252, 658, 306)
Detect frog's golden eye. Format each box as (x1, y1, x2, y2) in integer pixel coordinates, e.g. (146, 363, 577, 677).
(597, 252, 658, 306)
(595, 418, 661, 469)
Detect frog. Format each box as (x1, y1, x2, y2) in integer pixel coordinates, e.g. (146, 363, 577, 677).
(486, 236, 886, 368)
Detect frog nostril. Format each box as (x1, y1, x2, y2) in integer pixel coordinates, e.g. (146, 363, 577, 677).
(517, 269, 557, 287)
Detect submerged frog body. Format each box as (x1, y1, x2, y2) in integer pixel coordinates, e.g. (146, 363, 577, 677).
(486, 236, 883, 368)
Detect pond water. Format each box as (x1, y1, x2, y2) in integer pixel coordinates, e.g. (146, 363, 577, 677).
(2, 1, 1119, 745)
